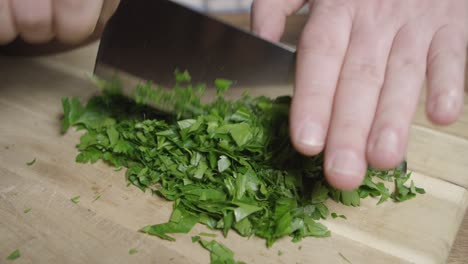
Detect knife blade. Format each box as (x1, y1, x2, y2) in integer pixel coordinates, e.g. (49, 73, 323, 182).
(94, 0, 296, 100)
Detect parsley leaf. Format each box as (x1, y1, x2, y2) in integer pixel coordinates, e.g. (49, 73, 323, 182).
(192, 236, 201, 243)
(199, 232, 217, 238)
(199, 239, 245, 264)
(141, 206, 198, 241)
(92, 195, 101, 202)
(70, 196, 80, 204)
(339, 252, 352, 264)
(6, 249, 20, 260)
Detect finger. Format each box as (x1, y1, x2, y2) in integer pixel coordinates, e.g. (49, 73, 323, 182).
(98, 0, 120, 27)
(0, 0, 17, 44)
(10, 0, 53, 43)
(367, 22, 433, 169)
(426, 26, 467, 125)
(290, 2, 353, 155)
(325, 25, 397, 190)
(251, 0, 306, 42)
(53, 0, 104, 44)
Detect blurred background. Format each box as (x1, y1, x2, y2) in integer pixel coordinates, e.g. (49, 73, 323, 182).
(175, 0, 254, 13)
(173, 0, 308, 46)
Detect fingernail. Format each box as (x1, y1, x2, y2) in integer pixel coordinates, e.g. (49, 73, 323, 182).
(298, 123, 325, 148)
(372, 129, 399, 155)
(433, 94, 457, 114)
(327, 150, 363, 177)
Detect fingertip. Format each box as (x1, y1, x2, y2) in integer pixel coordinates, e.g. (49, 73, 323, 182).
(325, 169, 365, 191)
(253, 26, 283, 42)
(53, 0, 103, 44)
(0, 31, 17, 45)
(251, 0, 306, 42)
(366, 128, 405, 170)
(19, 26, 54, 44)
(11, 0, 54, 44)
(55, 24, 96, 44)
(290, 121, 326, 156)
(98, 0, 120, 26)
(426, 92, 463, 126)
(325, 149, 366, 190)
(251, 11, 285, 42)
(367, 151, 404, 171)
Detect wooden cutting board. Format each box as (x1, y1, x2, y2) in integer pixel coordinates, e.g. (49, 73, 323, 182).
(1, 42, 467, 264)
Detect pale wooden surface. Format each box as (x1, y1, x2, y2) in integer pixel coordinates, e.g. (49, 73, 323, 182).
(0, 15, 467, 264)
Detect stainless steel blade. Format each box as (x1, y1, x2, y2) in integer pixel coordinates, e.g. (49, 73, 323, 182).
(94, 0, 296, 96)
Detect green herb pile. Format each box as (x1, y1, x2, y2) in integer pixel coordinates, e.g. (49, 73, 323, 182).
(61, 71, 424, 262)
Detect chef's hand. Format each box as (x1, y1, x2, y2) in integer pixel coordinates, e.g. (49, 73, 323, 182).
(0, 0, 120, 44)
(252, 0, 468, 190)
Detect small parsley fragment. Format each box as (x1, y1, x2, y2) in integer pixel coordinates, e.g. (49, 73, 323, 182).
(129, 249, 138, 255)
(278, 250, 283, 256)
(339, 252, 352, 264)
(6, 249, 20, 260)
(61, 72, 425, 263)
(92, 195, 101, 202)
(70, 196, 80, 204)
(192, 236, 201, 243)
(199, 239, 245, 264)
(199, 232, 217, 238)
(26, 158, 36, 166)
(23, 208, 32, 214)
(141, 206, 198, 241)
(331, 213, 347, 220)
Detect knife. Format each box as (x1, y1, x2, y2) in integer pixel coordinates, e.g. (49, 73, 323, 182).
(94, 0, 296, 101)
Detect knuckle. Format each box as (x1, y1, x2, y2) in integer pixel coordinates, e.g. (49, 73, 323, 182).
(340, 61, 385, 88)
(388, 56, 426, 76)
(377, 103, 414, 125)
(295, 83, 334, 98)
(428, 48, 464, 67)
(298, 31, 344, 57)
(336, 118, 370, 143)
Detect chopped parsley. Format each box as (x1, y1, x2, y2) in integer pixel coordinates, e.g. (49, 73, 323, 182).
(61, 71, 424, 262)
